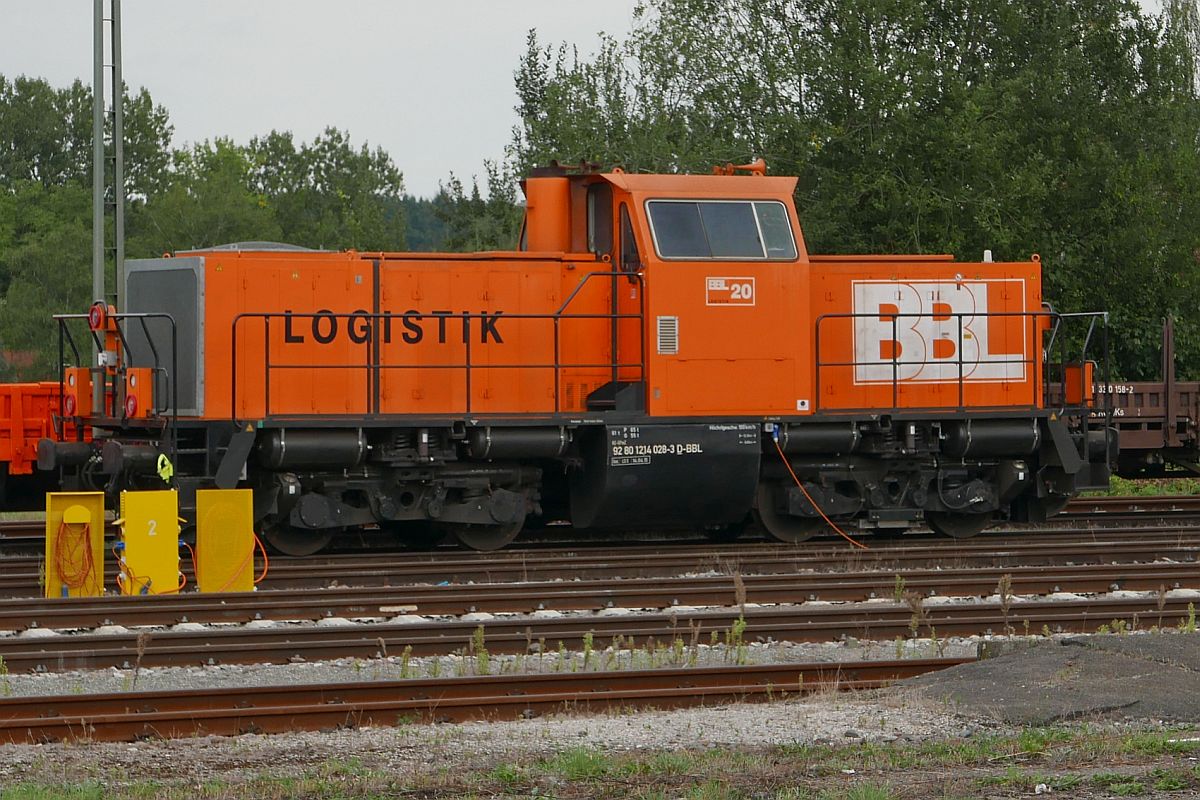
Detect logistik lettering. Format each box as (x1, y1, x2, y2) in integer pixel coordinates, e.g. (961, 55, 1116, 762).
(282, 310, 504, 345)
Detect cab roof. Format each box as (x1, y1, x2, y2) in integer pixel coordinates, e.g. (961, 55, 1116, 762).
(600, 171, 799, 199)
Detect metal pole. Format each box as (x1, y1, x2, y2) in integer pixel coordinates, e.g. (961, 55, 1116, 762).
(92, 0, 105, 304)
(92, 0, 106, 412)
(112, 0, 125, 308)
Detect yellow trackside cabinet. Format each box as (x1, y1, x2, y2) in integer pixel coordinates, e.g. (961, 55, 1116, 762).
(45, 492, 105, 598)
(195, 489, 255, 593)
(116, 490, 181, 595)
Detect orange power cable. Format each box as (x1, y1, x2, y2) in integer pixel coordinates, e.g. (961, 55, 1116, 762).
(54, 521, 96, 592)
(772, 435, 868, 550)
(253, 532, 269, 585)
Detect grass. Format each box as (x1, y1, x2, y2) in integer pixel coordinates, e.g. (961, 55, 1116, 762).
(1087, 475, 1200, 496)
(5, 725, 1200, 799)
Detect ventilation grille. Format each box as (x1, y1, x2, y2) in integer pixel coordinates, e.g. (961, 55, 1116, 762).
(657, 316, 679, 355)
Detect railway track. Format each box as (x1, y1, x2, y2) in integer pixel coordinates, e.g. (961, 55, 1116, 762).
(1, 494, 1196, 554)
(0, 657, 966, 743)
(1, 560, 1198, 632)
(3, 526, 1198, 599)
(3, 595, 1193, 673)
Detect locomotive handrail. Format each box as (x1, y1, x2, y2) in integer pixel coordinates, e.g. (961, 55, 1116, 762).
(230, 272, 646, 423)
(52, 312, 178, 451)
(812, 310, 1111, 431)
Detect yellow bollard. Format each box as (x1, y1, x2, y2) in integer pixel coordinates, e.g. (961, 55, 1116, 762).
(195, 488, 255, 593)
(45, 492, 105, 598)
(115, 490, 182, 595)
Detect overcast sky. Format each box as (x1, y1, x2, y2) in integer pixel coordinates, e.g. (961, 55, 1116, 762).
(0, 1, 639, 197)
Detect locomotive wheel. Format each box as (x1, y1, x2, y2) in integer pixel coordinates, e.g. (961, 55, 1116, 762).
(927, 511, 992, 539)
(260, 521, 336, 556)
(447, 519, 524, 551)
(754, 482, 823, 544)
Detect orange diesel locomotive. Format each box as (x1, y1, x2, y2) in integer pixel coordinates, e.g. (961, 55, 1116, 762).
(40, 163, 1114, 553)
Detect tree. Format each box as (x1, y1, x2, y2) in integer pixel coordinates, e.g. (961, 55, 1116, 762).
(0, 76, 413, 379)
(247, 127, 406, 250)
(0, 181, 93, 379)
(129, 139, 281, 255)
(0, 75, 172, 197)
(436, 161, 524, 251)
(512, 0, 1200, 379)
(401, 194, 450, 251)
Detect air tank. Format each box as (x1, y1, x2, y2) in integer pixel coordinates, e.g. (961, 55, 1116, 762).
(942, 419, 1040, 458)
(257, 429, 367, 469)
(466, 426, 570, 459)
(779, 422, 861, 454)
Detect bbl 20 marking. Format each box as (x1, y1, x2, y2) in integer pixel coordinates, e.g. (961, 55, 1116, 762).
(706, 277, 755, 306)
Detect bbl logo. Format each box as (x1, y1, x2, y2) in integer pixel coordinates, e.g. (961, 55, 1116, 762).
(851, 280, 1027, 384)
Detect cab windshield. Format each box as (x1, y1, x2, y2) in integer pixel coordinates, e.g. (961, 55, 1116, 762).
(646, 200, 797, 260)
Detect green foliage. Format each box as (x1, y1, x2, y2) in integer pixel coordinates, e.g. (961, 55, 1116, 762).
(246, 127, 406, 251)
(435, 161, 524, 251)
(1151, 768, 1190, 791)
(540, 747, 614, 780)
(1101, 476, 1200, 496)
(0, 73, 407, 379)
(1018, 728, 1071, 756)
(1, 782, 108, 800)
(489, 763, 524, 786)
(0, 181, 95, 378)
(129, 138, 282, 254)
(513, 0, 1200, 380)
(402, 194, 450, 250)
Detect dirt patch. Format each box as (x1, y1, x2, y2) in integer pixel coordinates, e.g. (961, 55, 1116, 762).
(905, 631, 1200, 725)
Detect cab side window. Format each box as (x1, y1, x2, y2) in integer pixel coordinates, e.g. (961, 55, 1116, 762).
(619, 203, 641, 273)
(587, 183, 613, 257)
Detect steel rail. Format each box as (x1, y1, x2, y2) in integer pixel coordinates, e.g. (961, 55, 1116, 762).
(3, 560, 1200, 632)
(1, 528, 1197, 600)
(0, 657, 967, 743)
(1, 596, 1193, 673)
(1, 496, 1197, 551)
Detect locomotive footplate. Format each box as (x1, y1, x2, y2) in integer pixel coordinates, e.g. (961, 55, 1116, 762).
(569, 423, 760, 529)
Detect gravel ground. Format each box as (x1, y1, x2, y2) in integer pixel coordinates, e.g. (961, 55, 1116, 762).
(1, 580, 1197, 791)
(0, 689, 980, 786)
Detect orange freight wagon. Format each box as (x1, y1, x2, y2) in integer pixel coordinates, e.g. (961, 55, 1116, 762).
(0, 382, 73, 508)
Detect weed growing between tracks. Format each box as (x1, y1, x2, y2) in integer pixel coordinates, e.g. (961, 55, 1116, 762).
(1090, 476, 1200, 496)
(4, 725, 1200, 798)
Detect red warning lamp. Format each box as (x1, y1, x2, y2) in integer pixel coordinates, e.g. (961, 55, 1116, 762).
(63, 366, 92, 418)
(88, 302, 108, 331)
(124, 392, 138, 418)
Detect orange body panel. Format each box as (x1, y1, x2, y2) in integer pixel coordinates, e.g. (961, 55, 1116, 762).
(809, 259, 1044, 412)
(198, 251, 619, 419)
(145, 171, 1048, 424)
